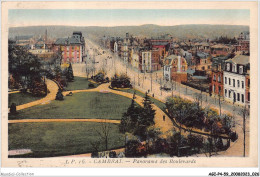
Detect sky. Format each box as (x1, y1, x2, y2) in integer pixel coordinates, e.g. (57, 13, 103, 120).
(8, 9, 250, 27)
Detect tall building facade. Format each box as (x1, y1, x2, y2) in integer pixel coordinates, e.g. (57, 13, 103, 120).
(54, 31, 85, 63)
(223, 55, 249, 106)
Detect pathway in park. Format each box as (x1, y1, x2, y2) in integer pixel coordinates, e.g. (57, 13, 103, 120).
(9, 77, 248, 157)
(9, 79, 59, 112)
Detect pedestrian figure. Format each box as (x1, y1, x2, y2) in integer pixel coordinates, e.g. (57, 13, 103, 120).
(163, 115, 165, 121)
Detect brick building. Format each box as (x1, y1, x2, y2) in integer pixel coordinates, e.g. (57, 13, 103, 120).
(163, 55, 188, 83)
(54, 31, 85, 63)
(210, 55, 230, 97)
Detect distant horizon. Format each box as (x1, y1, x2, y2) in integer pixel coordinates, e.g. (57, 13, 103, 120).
(8, 9, 250, 27)
(9, 23, 250, 28)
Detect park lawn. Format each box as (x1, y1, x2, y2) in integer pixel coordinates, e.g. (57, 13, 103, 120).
(65, 76, 99, 91)
(8, 122, 125, 157)
(8, 92, 43, 108)
(117, 89, 166, 111)
(9, 92, 132, 120)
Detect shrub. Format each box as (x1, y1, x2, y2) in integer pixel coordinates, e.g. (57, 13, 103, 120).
(10, 103, 17, 114)
(125, 140, 141, 157)
(111, 74, 132, 88)
(109, 151, 117, 158)
(91, 151, 98, 158)
(55, 89, 64, 101)
(88, 83, 95, 88)
(230, 131, 238, 142)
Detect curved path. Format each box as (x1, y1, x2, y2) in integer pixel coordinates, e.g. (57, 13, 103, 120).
(9, 79, 243, 157)
(9, 79, 59, 112)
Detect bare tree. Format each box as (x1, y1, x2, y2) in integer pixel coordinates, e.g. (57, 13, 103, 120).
(94, 120, 112, 151)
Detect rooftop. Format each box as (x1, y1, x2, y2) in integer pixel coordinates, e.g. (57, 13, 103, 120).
(226, 55, 249, 65)
(197, 52, 209, 59)
(211, 44, 230, 49)
(55, 37, 82, 45)
(152, 42, 169, 46)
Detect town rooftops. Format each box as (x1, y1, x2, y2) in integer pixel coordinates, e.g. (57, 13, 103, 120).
(197, 52, 209, 59)
(211, 44, 230, 49)
(164, 55, 180, 65)
(226, 55, 249, 65)
(152, 42, 169, 46)
(73, 31, 82, 36)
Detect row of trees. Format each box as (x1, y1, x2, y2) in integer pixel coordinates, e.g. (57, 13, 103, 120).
(213, 36, 238, 44)
(165, 96, 235, 136)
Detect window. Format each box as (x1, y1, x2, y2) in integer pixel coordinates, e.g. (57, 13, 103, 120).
(213, 75, 216, 81)
(213, 85, 215, 92)
(227, 63, 230, 71)
(225, 77, 227, 84)
(232, 64, 236, 72)
(229, 78, 231, 85)
(233, 79, 235, 87)
(242, 94, 244, 103)
(218, 76, 221, 82)
(225, 89, 227, 97)
(229, 90, 231, 98)
(248, 79, 250, 87)
(218, 86, 221, 94)
(237, 80, 240, 88)
(248, 92, 250, 101)
(239, 66, 243, 74)
(237, 93, 240, 101)
(208, 66, 210, 69)
(242, 81, 244, 89)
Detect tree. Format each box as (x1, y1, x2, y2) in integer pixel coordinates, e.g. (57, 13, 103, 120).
(119, 91, 139, 133)
(66, 63, 74, 82)
(187, 134, 204, 154)
(95, 120, 112, 151)
(10, 103, 17, 114)
(55, 89, 64, 100)
(140, 92, 155, 126)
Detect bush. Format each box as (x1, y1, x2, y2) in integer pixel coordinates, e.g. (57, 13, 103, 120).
(88, 83, 95, 88)
(30, 81, 48, 97)
(111, 74, 132, 88)
(230, 131, 238, 142)
(91, 151, 98, 158)
(92, 72, 105, 83)
(125, 140, 142, 157)
(109, 151, 117, 158)
(55, 89, 64, 101)
(10, 103, 17, 114)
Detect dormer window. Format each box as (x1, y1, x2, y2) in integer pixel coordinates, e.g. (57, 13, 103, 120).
(239, 66, 244, 74)
(227, 63, 230, 71)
